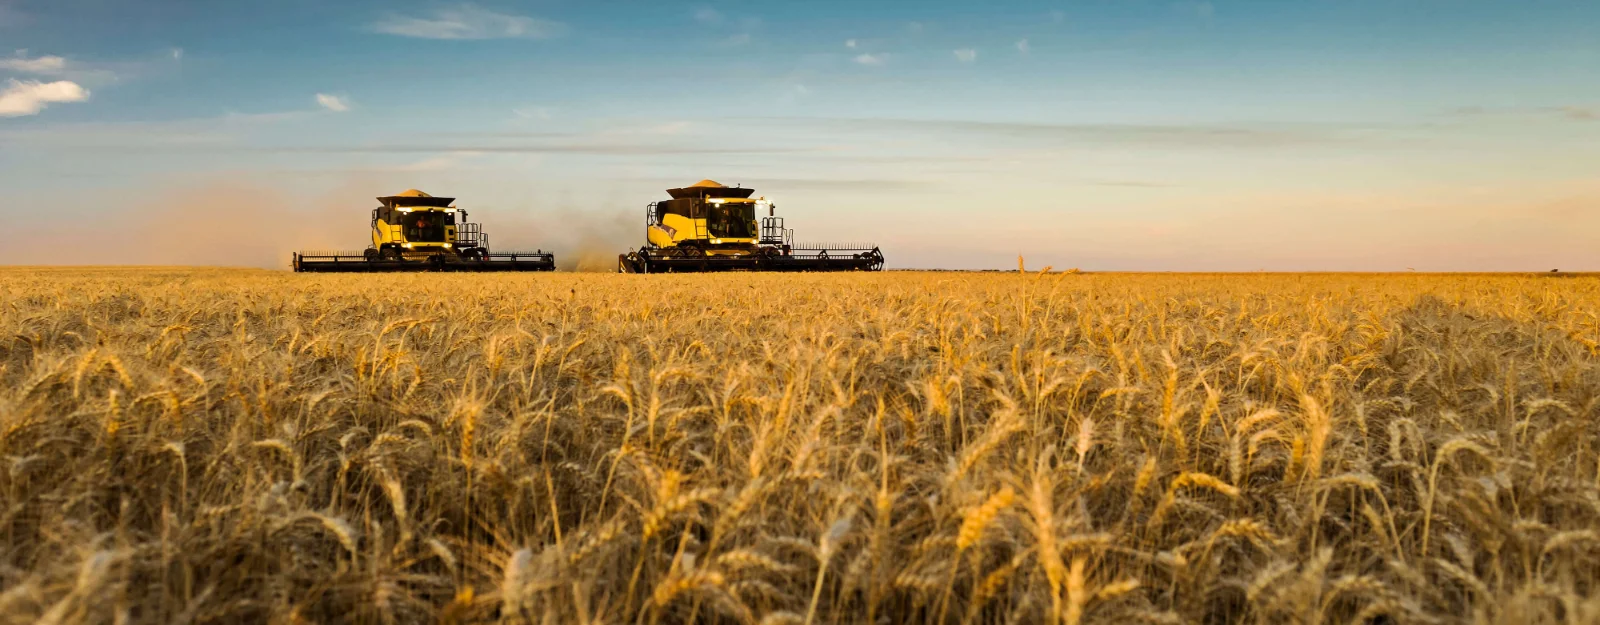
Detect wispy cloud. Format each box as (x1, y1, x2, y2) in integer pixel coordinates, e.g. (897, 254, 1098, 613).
(0, 52, 66, 74)
(1561, 106, 1597, 121)
(315, 93, 350, 112)
(0, 78, 88, 117)
(854, 53, 884, 66)
(845, 39, 857, 49)
(394, 153, 480, 172)
(694, 7, 723, 24)
(694, 8, 760, 46)
(0, 3, 24, 27)
(0, 108, 315, 149)
(1015, 39, 1030, 55)
(171, 48, 184, 60)
(753, 117, 1345, 149)
(1175, 1, 1215, 19)
(954, 48, 977, 63)
(259, 144, 815, 156)
(1448, 104, 1599, 123)
(370, 4, 563, 40)
(513, 106, 553, 120)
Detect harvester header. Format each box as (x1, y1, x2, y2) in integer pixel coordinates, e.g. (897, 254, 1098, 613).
(618, 180, 884, 273)
(292, 188, 555, 272)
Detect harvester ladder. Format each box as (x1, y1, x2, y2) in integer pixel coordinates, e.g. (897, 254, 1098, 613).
(693, 201, 709, 241)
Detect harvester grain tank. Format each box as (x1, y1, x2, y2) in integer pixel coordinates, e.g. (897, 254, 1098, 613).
(617, 180, 884, 273)
(292, 189, 555, 272)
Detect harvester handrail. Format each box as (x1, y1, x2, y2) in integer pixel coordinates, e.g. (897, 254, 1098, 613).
(791, 242, 879, 251)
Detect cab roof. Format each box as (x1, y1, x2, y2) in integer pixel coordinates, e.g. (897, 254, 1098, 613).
(378, 188, 455, 208)
(666, 179, 756, 200)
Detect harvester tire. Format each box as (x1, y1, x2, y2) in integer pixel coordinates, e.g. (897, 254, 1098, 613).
(363, 248, 379, 261)
(381, 248, 403, 262)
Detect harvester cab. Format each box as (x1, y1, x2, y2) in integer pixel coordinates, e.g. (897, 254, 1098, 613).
(618, 180, 884, 273)
(292, 189, 555, 272)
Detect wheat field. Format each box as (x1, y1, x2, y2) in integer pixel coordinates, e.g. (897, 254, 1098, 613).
(1, 268, 1598, 624)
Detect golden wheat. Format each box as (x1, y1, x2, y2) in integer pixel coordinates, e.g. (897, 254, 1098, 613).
(1, 267, 1598, 623)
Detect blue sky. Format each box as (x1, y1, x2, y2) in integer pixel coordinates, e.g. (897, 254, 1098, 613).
(1, 0, 1597, 270)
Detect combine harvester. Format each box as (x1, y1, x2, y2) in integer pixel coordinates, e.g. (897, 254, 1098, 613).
(617, 180, 884, 273)
(293, 189, 555, 272)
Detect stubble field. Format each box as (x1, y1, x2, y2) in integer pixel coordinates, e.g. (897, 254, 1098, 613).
(2, 268, 1599, 624)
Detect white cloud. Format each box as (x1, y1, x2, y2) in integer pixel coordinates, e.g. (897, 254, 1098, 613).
(513, 106, 552, 120)
(0, 53, 66, 75)
(315, 93, 350, 112)
(694, 7, 723, 24)
(845, 39, 857, 49)
(0, 79, 89, 117)
(954, 48, 977, 63)
(1016, 39, 1030, 55)
(171, 48, 184, 60)
(371, 4, 564, 40)
(854, 53, 884, 66)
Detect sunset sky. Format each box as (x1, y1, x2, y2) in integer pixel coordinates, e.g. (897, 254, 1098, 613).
(1, 0, 1597, 270)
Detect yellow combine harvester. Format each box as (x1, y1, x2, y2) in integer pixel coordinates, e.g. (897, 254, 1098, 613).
(617, 180, 884, 273)
(292, 189, 555, 272)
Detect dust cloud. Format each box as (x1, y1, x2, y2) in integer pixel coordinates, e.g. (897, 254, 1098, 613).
(2, 177, 650, 271)
(2, 180, 376, 269)
(478, 198, 639, 273)
(543, 209, 635, 272)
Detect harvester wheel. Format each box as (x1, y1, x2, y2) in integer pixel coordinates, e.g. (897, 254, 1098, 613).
(381, 248, 403, 262)
(363, 248, 379, 261)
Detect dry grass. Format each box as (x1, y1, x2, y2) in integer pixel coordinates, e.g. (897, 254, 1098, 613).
(2, 267, 1599, 624)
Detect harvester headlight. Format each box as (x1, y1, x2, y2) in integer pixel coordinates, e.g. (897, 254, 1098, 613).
(443, 243, 452, 248)
(404, 243, 413, 249)
(711, 239, 722, 244)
